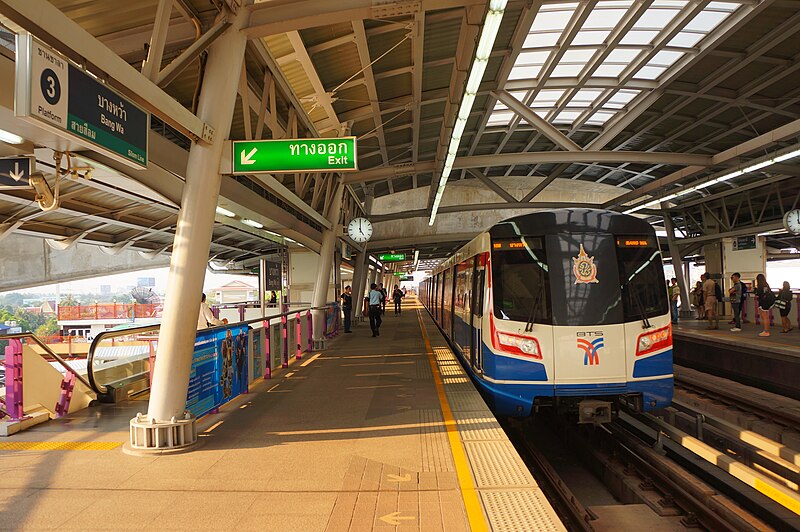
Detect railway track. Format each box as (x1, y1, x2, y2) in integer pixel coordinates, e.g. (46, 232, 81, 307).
(503, 368, 800, 530)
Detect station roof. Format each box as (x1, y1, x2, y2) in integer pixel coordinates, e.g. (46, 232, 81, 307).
(0, 0, 798, 269)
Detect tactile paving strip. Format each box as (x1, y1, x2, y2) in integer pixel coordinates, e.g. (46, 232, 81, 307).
(419, 409, 454, 472)
(445, 391, 491, 413)
(0, 441, 122, 451)
(481, 490, 564, 532)
(463, 440, 537, 488)
(452, 412, 507, 441)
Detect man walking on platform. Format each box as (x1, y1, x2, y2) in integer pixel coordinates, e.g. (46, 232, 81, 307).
(728, 273, 743, 332)
(702, 273, 719, 330)
(341, 285, 352, 333)
(368, 283, 383, 337)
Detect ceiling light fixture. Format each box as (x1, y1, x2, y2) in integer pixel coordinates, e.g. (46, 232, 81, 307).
(0, 129, 24, 144)
(241, 219, 263, 229)
(429, 0, 508, 226)
(215, 206, 235, 218)
(623, 145, 800, 215)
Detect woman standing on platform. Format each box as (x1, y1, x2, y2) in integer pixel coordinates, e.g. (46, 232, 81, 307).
(755, 274, 776, 337)
(692, 281, 704, 319)
(777, 281, 793, 334)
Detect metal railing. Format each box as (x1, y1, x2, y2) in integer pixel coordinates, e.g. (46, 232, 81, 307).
(58, 303, 159, 320)
(85, 305, 332, 396)
(3, 332, 92, 390)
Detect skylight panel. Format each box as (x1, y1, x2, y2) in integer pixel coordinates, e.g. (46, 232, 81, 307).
(633, 65, 667, 79)
(552, 63, 585, 77)
(571, 89, 604, 104)
(533, 89, 565, 104)
(530, 10, 573, 32)
(668, 31, 704, 48)
(633, 8, 680, 29)
(648, 50, 684, 68)
(554, 110, 582, 123)
(523, 32, 561, 48)
(508, 65, 542, 80)
(707, 2, 739, 12)
(488, 111, 514, 126)
(572, 30, 611, 45)
(684, 10, 730, 32)
(583, 9, 628, 29)
(605, 48, 644, 63)
(539, 2, 579, 11)
(619, 30, 659, 45)
(517, 50, 550, 64)
(585, 111, 616, 125)
(652, 0, 688, 7)
(594, 63, 627, 77)
(561, 48, 598, 63)
(596, 0, 634, 7)
(606, 90, 639, 105)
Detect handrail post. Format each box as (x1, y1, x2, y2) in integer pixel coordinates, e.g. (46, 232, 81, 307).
(263, 319, 271, 379)
(306, 310, 312, 353)
(295, 312, 302, 360)
(281, 314, 289, 368)
(4, 339, 24, 419)
(239, 305, 245, 322)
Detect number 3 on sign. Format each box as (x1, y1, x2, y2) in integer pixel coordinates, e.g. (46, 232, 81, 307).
(40, 68, 61, 105)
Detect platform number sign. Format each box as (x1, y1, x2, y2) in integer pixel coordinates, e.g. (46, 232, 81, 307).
(15, 32, 149, 169)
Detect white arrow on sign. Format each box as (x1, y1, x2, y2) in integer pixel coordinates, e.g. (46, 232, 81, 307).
(9, 162, 24, 182)
(379, 512, 416, 525)
(387, 474, 411, 482)
(240, 147, 257, 165)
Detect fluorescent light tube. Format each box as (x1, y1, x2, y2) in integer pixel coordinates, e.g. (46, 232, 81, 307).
(215, 206, 235, 218)
(465, 59, 488, 94)
(0, 129, 24, 144)
(774, 148, 800, 163)
(241, 219, 263, 229)
(476, 12, 504, 60)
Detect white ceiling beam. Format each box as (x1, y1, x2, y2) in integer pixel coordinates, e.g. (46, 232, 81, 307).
(285, 31, 342, 133)
(156, 19, 232, 88)
(352, 21, 388, 166)
(140, 0, 173, 81)
(412, 11, 424, 164)
(0, 0, 210, 142)
(493, 90, 582, 152)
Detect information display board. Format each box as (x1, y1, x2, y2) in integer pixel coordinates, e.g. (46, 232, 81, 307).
(15, 33, 149, 169)
(185, 324, 250, 417)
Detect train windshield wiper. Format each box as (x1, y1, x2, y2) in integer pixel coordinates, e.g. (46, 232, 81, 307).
(622, 280, 652, 329)
(524, 284, 544, 333)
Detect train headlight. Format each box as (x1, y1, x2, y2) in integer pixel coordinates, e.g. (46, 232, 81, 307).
(495, 331, 542, 359)
(635, 325, 672, 357)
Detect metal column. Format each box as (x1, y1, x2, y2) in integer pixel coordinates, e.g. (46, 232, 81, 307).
(259, 257, 267, 317)
(351, 188, 374, 320)
(311, 177, 345, 349)
(132, 5, 249, 453)
(662, 204, 692, 316)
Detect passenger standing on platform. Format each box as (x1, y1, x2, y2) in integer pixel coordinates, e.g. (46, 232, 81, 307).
(777, 281, 793, 334)
(755, 273, 775, 337)
(368, 283, 383, 337)
(729, 273, 743, 332)
(669, 278, 680, 324)
(340, 285, 353, 334)
(198, 293, 227, 330)
(692, 281, 704, 319)
(379, 283, 388, 315)
(702, 273, 719, 330)
(392, 285, 404, 315)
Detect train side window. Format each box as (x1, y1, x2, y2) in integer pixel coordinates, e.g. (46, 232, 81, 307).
(473, 254, 485, 317)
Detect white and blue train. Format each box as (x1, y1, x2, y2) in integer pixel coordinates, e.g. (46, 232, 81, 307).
(420, 209, 673, 422)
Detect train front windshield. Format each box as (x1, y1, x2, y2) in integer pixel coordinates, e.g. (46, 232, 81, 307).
(492, 234, 668, 326)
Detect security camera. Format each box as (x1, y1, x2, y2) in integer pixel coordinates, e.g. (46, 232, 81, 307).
(28, 171, 58, 211)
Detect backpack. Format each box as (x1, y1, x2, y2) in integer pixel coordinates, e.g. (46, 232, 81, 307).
(714, 281, 723, 300)
(739, 282, 748, 303)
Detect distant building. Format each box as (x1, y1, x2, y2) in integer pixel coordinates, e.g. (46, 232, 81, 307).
(100, 285, 112, 295)
(211, 280, 257, 304)
(137, 277, 156, 287)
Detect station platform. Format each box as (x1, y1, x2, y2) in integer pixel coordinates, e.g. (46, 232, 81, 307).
(673, 319, 799, 400)
(0, 299, 563, 531)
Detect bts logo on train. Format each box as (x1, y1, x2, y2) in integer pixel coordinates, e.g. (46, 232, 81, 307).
(577, 334, 604, 366)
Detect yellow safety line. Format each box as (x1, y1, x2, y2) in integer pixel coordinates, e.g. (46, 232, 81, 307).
(417, 309, 488, 532)
(0, 441, 122, 451)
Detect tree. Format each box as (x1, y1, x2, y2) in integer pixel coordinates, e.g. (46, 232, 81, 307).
(35, 316, 59, 337)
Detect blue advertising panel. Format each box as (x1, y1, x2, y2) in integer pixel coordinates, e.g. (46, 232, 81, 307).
(186, 325, 249, 418)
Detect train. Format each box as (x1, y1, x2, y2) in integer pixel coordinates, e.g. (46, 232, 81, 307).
(419, 208, 673, 423)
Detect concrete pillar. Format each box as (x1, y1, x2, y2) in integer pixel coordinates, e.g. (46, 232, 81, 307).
(662, 204, 691, 316)
(351, 190, 374, 320)
(311, 177, 345, 348)
(133, 6, 250, 452)
(259, 257, 267, 317)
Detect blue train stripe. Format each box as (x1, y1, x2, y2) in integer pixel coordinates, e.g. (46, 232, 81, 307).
(633, 350, 673, 378)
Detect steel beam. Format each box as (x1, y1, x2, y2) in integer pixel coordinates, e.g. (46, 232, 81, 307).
(156, 19, 232, 87)
(140, 0, 173, 81)
(493, 90, 582, 152)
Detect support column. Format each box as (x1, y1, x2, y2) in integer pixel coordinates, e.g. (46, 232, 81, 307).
(259, 257, 267, 317)
(130, 6, 248, 454)
(662, 204, 691, 316)
(311, 177, 345, 349)
(351, 189, 374, 320)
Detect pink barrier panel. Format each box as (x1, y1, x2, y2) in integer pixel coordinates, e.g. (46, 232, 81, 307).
(3, 339, 24, 420)
(295, 312, 302, 360)
(306, 310, 313, 352)
(281, 314, 289, 368)
(54, 372, 75, 418)
(263, 319, 271, 379)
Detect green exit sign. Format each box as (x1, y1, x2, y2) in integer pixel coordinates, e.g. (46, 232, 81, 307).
(380, 253, 406, 262)
(232, 137, 357, 173)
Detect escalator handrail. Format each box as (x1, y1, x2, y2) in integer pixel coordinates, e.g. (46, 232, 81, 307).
(87, 305, 319, 395)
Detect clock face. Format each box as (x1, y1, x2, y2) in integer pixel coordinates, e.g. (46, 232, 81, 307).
(785, 209, 800, 235)
(348, 217, 373, 243)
